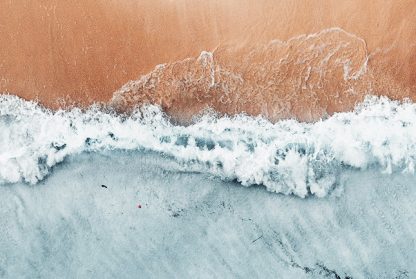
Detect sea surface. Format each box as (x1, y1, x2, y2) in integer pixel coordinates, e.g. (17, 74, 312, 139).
(1, 95, 416, 278)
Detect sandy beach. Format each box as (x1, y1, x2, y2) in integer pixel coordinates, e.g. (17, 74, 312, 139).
(1, 0, 415, 121)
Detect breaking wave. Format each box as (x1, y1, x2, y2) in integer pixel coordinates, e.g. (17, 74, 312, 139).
(1, 94, 416, 197)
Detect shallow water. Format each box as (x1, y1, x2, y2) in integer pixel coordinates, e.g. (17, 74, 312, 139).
(2, 95, 416, 278)
(1, 150, 415, 278)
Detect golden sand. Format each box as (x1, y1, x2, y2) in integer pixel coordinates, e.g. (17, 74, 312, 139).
(1, 0, 415, 121)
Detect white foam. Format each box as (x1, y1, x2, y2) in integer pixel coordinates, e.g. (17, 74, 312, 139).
(1, 94, 416, 197)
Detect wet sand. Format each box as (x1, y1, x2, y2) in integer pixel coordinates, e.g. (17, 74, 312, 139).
(1, 0, 415, 121)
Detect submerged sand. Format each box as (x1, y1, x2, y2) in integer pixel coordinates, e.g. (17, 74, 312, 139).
(1, 0, 415, 121)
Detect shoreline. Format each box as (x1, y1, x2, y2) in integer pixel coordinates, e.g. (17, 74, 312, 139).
(1, 1, 415, 121)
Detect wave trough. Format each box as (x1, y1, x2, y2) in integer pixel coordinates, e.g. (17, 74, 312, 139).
(1, 94, 415, 197)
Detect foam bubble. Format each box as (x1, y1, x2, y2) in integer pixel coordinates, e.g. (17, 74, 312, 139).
(1, 94, 415, 197)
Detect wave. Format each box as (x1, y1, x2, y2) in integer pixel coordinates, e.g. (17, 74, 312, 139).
(1, 94, 416, 197)
(110, 28, 371, 123)
(108, 27, 413, 124)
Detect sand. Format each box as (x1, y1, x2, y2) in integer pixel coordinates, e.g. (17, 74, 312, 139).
(1, 0, 415, 121)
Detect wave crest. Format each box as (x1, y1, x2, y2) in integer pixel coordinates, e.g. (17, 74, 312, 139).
(1, 94, 415, 197)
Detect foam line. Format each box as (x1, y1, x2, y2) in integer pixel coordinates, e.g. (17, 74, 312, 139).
(1, 94, 415, 197)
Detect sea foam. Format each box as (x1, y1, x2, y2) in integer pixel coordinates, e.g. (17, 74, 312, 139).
(1, 94, 415, 197)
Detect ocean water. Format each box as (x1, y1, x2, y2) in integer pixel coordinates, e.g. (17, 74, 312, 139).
(1, 95, 416, 278)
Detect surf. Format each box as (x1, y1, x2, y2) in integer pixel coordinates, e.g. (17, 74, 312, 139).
(1, 94, 416, 198)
